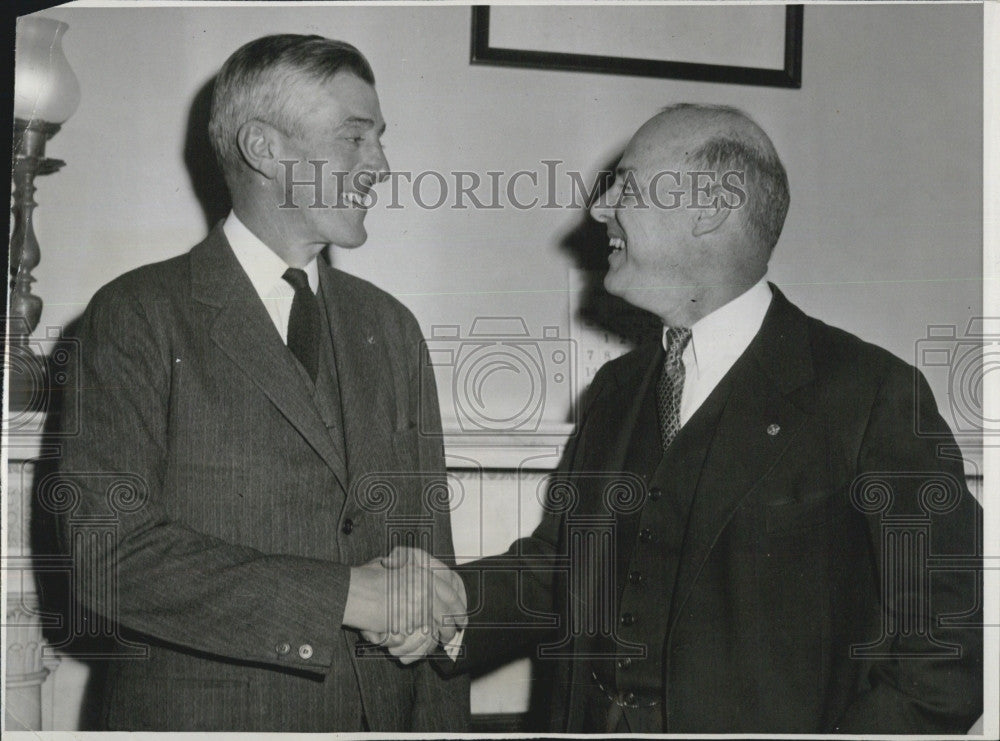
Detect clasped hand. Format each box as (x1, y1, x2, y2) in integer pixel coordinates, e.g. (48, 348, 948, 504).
(343, 546, 467, 664)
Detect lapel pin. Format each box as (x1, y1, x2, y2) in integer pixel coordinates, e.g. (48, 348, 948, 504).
(767, 423, 780, 437)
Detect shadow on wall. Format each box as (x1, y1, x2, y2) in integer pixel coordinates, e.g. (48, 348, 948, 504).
(558, 153, 662, 354)
(184, 76, 231, 230)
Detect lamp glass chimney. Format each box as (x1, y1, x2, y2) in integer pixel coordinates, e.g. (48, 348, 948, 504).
(14, 16, 81, 125)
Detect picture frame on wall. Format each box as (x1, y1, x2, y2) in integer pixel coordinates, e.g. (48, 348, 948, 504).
(470, 4, 803, 88)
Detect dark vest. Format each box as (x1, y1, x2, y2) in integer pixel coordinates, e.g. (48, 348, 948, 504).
(592, 351, 734, 727)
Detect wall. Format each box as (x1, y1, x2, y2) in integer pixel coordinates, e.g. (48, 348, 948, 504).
(12, 1, 985, 731)
(29, 3, 983, 425)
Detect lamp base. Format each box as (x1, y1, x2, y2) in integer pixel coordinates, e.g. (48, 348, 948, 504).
(9, 119, 65, 352)
(13, 118, 62, 159)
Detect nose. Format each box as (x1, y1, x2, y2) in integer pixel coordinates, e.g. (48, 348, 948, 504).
(590, 179, 618, 223)
(369, 141, 390, 184)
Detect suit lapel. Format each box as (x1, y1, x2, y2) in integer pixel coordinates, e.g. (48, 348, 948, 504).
(668, 288, 815, 631)
(190, 226, 349, 491)
(583, 341, 662, 478)
(318, 264, 397, 481)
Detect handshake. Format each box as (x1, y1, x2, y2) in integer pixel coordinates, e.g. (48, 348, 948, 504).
(342, 546, 467, 665)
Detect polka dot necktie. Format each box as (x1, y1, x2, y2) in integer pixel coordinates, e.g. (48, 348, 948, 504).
(282, 268, 320, 382)
(657, 327, 692, 451)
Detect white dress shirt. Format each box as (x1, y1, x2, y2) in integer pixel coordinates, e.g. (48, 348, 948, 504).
(223, 211, 319, 342)
(667, 279, 773, 425)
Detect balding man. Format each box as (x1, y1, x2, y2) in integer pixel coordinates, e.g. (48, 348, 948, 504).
(425, 104, 982, 733)
(57, 35, 469, 731)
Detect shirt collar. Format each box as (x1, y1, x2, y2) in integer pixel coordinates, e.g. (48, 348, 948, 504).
(663, 278, 773, 372)
(223, 211, 319, 296)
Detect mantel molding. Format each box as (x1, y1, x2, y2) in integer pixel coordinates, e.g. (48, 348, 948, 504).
(4, 414, 984, 475)
(442, 423, 573, 470)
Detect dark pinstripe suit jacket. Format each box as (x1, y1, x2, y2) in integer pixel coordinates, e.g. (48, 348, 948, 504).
(58, 225, 469, 731)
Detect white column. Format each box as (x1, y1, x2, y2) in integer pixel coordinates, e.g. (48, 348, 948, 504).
(4, 414, 59, 731)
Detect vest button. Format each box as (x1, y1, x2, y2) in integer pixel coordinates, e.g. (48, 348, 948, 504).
(623, 691, 637, 705)
(648, 487, 663, 501)
(617, 656, 632, 670)
(620, 612, 635, 627)
(341, 518, 354, 535)
(638, 528, 653, 542)
(627, 570, 644, 585)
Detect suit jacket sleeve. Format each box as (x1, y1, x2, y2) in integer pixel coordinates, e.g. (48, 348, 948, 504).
(449, 367, 609, 674)
(57, 280, 351, 675)
(833, 359, 983, 733)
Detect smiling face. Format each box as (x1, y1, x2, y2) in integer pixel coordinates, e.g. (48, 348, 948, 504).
(272, 71, 389, 250)
(590, 115, 708, 326)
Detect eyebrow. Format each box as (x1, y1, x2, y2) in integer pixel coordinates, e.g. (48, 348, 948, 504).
(341, 117, 387, 136)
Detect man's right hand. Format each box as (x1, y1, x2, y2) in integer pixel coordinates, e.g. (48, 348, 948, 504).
(342, 547, 467, 664)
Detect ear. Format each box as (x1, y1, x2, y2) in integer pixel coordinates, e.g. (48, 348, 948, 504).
(691, 183, 733, 237)
(236, 119, 282, 180)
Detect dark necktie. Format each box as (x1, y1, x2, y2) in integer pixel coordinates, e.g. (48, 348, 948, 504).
(657, 326, 692, 451)
(282, 267, 319, 382)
